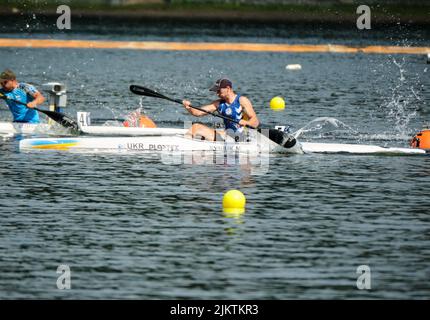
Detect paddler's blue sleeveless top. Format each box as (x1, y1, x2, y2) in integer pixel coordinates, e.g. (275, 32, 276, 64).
(217, 94, 243, 133)
(0, 83, 40, 123)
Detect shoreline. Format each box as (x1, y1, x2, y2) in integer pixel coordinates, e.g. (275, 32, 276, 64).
(0, 3, 429, 25)
(1, 38, 429, 55)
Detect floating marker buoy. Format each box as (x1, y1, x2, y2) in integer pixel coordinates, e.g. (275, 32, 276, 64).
(427, 53, 430, 64)
(410, 128, 430, 150)
(139, 115, 157, 128)
(223, 190, 246, 214)
(286, 64, 302, 70)
(270, 96, 285, 111)
(123, 115, 157, 128)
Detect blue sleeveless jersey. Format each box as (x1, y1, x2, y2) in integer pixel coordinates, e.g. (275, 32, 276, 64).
(217, 94, 243, 133)
(0, 83, 40, 123)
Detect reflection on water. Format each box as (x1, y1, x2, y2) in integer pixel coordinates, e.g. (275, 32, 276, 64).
(222, 211, 246, 238)
(160, 150, 272, 176)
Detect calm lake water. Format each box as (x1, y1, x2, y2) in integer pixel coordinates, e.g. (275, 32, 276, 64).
(0, 18, 429, 299)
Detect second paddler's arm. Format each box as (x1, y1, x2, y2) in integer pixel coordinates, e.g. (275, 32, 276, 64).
(182, 100, 218, 117)
(238, 96, 260, 129)
(26, 90, 45, 108)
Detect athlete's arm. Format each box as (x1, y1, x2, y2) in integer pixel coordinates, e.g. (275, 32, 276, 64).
(26, 91, 45, 108)
(22, 84, 45, 109)
(182, 100, 218, 117)
(239, 96, 259, 128)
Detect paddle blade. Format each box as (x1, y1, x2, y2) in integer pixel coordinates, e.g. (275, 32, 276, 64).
(130, 85, 183, 104)
(130, 85, 165, 99)
(35, 108, 79, 131)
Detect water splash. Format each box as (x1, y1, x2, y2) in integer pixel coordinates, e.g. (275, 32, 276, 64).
(293, 117, 357, 139)
(392, 57, 406, 82)
(375, 56, 423, 136)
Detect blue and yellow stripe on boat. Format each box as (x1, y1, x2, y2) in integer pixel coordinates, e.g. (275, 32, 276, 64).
(28, 139, 80, 150)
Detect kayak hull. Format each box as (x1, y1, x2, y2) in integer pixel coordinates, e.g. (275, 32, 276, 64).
(301, 142, 426, 155)
(0, 122, 53, 135)
(80, 125, 188, 136)
(19, 134, 303, 154)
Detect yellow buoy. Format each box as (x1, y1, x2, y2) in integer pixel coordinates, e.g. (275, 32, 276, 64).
(270, 96, 285, 111)
(223, 190, 246, 214)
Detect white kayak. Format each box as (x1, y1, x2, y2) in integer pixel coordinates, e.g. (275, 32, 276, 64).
(19, 130, 303, 154)
(15, 122, 426, 156)
(18, 135, 426, 155)
(80, 125, 188, 136)
(0, 121, 53, 135)
(76, 124, 427, 155)
(301, 142, 426, 155)
(0, 121, 185, 137)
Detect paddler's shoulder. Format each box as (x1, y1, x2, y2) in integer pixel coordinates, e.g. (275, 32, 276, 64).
(17, 82, 38, 92)
(238, 95, 252, 105)
(211, 99, 221, 107)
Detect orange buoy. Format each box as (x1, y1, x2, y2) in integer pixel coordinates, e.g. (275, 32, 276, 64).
(138, 115, 157, 128)
(123, 115, 157, 128)
(410, 129, 430, 150)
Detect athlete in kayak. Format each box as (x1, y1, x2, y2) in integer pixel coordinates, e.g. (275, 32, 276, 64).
(0, 69, 45, 123)
(182, 78, 259, 141)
